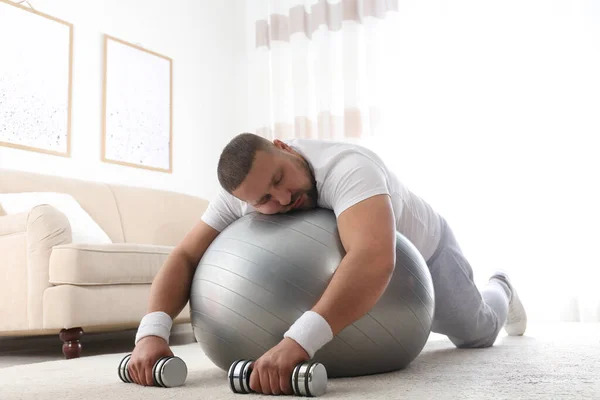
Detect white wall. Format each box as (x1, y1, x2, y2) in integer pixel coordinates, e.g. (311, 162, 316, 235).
(359, 0, 600, 322)
(0, 0, 249, 201)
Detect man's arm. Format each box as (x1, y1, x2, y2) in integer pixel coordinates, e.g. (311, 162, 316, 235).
(147, 219, 220, 319)
(248, 194, 396, 395)
(128, 219, 220, 387)
(311, 193, 396, 335)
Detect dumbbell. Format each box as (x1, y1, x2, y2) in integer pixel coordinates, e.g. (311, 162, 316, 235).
(118, 354, 188, 388)
(228, 359, 328, 397)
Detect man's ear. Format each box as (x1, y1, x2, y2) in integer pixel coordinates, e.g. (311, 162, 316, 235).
(273, 139, 291, 152)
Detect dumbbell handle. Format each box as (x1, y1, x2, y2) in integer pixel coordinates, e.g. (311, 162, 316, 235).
(228, 359, 328, 397)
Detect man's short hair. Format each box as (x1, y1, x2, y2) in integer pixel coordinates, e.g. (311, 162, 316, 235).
(217, 133, 274, 193)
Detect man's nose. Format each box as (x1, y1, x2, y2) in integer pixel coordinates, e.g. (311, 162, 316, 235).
(272, 188, 292, 206)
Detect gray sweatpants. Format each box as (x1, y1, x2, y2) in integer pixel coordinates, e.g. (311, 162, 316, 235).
(426, 217, 510, 348)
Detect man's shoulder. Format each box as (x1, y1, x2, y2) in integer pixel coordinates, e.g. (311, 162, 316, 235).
(285, 137, 361, 147)
(202, 187, 254, 232)
(215, 186, 250, 207)
(289, 138, 373, 160)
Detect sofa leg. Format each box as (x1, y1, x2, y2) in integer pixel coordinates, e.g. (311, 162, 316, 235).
(59, 327, 84, 359)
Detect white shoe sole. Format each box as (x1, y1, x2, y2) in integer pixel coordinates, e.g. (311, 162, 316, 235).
(505, 289, 527, 336)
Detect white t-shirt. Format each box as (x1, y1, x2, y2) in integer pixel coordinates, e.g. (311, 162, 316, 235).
(201, 138, 442, 261)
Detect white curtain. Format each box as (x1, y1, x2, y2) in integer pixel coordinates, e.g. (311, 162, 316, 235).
(245, 0, 600, 322)
(246, 0, 399, 140)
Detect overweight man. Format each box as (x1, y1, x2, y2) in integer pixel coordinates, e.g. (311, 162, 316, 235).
(127, 133, 527, 395)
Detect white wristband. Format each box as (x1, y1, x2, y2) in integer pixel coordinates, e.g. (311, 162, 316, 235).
(284, 311, 333, 358)
(134, 311, 173, 345)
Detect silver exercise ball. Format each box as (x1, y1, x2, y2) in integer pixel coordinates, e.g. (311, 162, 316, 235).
(190, 208, 435, 378)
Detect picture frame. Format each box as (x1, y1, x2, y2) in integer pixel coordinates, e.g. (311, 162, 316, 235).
(102, 34, 173, 173)
(0, 0, 73, 157)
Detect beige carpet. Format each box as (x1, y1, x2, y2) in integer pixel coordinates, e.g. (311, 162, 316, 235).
(1, 324, 598, 399)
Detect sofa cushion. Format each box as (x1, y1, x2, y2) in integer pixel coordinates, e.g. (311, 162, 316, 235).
(49, 243, 173, 285)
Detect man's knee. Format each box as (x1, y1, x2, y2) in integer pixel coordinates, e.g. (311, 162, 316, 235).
(446, 320, 502, 349)
(450, 334, 497, 349)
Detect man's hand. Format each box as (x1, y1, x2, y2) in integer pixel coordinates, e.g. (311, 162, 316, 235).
(249, 338, 310, 395)
(128, 336, 174, 386)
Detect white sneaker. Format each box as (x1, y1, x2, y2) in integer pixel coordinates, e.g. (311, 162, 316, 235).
(490, 271, 527, 336)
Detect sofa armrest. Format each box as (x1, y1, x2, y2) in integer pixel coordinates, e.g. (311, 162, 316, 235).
(26, 204, 72, 250)
(0, 205, 72, 332)
(26, 205, 72, 330)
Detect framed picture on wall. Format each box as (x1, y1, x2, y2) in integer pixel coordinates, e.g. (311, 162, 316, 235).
(102, 35, 172, 173)
(0, 0, 73, 156)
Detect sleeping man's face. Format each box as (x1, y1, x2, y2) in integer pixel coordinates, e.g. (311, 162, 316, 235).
(232, 140, 318, 215)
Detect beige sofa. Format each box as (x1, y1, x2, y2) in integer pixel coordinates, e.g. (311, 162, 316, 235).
(0, 168, 209, 358)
